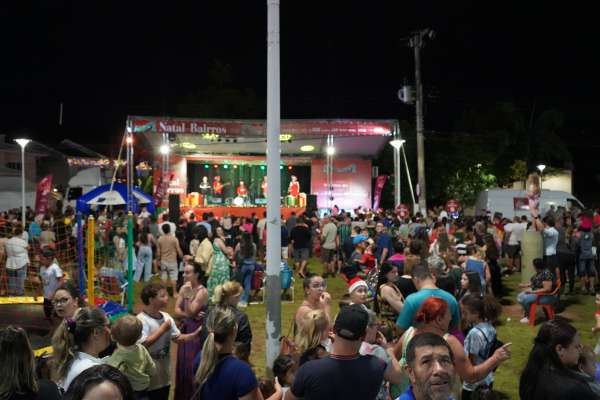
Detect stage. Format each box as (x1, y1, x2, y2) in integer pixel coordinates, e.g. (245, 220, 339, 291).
(182, 206, 305, 220)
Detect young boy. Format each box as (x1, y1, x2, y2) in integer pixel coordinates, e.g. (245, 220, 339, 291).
(39, 248, 64, 331)
(107, 314, 156, 398)
(137, 282, 201, 400)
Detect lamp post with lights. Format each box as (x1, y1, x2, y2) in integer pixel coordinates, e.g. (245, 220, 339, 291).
(390, 138, 406, 208)
(15, 139, 31, 226)
(537, 164, 546, 191)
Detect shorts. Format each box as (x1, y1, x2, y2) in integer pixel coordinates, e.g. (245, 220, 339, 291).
(43, 298, 55, 319)
(293, 248, 309, 262)
(281, 247, 289, 260)
(321, 248, 337, 262)
(506, 244, 521, 258)
(160, 261, 178, 281)
(579, 258, 596, 277)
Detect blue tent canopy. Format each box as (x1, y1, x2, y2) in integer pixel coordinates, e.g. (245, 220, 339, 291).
(76, 183, 155, 214)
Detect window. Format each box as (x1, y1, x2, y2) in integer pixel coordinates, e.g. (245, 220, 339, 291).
(6, 162, 21, 170)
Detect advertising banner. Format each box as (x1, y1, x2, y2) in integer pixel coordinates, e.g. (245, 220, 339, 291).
(373, 175, 388, 210)
(35, 175, 53, 214)
(310, 159, 372, 211)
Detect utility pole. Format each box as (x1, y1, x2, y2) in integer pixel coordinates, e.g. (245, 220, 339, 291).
(409, 29, 434, 213)
(265, 0, 282, 375)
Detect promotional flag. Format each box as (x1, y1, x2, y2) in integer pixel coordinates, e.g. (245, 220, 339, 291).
(35, 175, 53, 214)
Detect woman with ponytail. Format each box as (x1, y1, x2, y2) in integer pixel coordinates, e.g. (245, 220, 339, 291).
(195, 307, 270, 400)
(519, 318, 595, 400)
(460, 294, 503, 400)
(392, 297, 512, 395)
(51, 307, 111, 391)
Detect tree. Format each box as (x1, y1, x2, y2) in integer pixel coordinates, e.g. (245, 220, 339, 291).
(177, 60, 264, 118)
(446, 165, 497, 207)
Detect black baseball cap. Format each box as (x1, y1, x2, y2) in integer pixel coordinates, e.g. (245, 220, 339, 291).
(334, 304, 369, 341)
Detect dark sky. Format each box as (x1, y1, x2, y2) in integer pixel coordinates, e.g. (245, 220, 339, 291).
(2, 1, 598, 151)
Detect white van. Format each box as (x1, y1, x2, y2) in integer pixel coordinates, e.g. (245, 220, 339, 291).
(65, 167, 108, 208)
(474, 189, 585, 218)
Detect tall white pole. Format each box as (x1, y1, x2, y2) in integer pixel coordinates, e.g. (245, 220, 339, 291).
(265, 0, 281, 374)
(15, 139, 31, 227)
(21, 146, 26, 226)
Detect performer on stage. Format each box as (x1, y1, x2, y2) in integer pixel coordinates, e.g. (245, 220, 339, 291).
(236, 180, 249, 199)
(199, 176, 210, 206)
(212, 176, 224, 203)
(261, 176, 268, 198)
(288, 175, 300, 198)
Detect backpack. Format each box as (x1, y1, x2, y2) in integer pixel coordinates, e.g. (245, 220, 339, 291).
(473, 326, 504, 370)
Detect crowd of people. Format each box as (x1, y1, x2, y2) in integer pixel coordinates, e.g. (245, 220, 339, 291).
(2, 203, 600, 399)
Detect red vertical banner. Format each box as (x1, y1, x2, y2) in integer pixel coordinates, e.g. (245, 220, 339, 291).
(372, 175, 388, 210)
(35, 175, 53, 214)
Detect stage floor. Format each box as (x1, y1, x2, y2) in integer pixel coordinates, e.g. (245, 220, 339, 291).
(182, 206, 305, 219)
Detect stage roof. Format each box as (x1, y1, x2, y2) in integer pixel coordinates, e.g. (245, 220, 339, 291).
(128, 116, 398, 158)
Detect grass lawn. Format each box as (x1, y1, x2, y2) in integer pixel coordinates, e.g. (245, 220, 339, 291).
(128, 259, 598, 400)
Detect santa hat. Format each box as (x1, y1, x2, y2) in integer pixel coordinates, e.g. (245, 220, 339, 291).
(348, 277, 368, 294)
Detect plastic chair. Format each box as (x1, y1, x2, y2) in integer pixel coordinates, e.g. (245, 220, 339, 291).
(529, 279, 561, 326)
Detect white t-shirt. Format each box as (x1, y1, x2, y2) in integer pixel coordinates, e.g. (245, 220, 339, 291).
(41, 262, 63, 299)
(137, 311, 181, 357)
(60, 352, 104, 391)
(504, 223, 525, 245)
(137, 311, 181, 390)
(257, 218, 267, 241)
(5, 236, 29, 270)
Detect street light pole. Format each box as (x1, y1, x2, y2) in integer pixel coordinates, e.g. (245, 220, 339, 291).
(537, 164, 546, 191)
(409, 29, 433, 213)
(15, 139, 31, 227)
(390, 137, 406, 208)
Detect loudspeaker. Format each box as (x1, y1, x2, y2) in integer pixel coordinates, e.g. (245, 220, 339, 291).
(307, 194, 317, 209)
(168, 194, 180, 222)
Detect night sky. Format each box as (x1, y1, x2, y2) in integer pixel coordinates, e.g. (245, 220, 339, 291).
(2, 1, 599, 194)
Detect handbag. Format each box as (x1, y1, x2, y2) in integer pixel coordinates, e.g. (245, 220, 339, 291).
(279, 319, 297, 356)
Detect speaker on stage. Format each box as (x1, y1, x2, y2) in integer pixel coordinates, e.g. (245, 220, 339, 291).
(168, 194, 180, 222)
(307, 194, 317, 209)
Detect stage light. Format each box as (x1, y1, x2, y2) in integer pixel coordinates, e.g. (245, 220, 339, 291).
(326, 146, 335, 156)
(159, 144, 170, 155)
(126, 136, 134, 145)
(280, 134, 293, 142)
(204, 164, 209, 169)
(213, 164, 218, 168)
(280, 165, 283, 170)
(300, 145, 315, 152)
(233, 165, 238, 169)
(223, 164, 229, 169)
(260, 165, 265, 170)
(288, 165, 293, 170)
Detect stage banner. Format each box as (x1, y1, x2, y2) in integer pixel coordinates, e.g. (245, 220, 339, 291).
(35, 175, 53, 214)
(129, 117, 394, 137)
(373, 175, 388, 210)
(310, 159, 372, 211)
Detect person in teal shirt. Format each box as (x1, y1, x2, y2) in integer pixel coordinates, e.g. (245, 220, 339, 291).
(396, 262, 460, 334)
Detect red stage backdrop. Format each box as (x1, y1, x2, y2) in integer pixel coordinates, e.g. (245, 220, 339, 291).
(310, 159, 372, 211)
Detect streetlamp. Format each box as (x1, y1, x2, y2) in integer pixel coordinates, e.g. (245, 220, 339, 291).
(537, 164, 546, 190)
(390, 139, 406, 207)
(15, 139, 31, 227)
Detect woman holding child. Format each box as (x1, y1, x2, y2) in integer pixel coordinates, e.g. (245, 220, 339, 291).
(175, 263, 209, 400)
